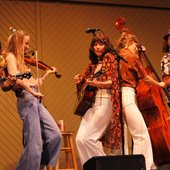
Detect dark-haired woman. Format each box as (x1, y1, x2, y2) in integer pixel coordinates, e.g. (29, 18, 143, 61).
(74, 35, 121, 166)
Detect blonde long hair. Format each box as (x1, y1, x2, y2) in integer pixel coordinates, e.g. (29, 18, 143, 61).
(4, 30, 29, 72)
(116, 32, 139, 52)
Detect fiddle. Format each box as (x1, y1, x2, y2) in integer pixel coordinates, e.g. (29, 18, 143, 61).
(24, 52, 61, 78)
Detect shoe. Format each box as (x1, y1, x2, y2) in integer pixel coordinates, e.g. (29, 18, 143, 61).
(40, 165, 47, 170)
(150, 163, 158, 170)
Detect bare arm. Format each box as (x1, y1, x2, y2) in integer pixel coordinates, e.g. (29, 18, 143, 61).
(35, 66, 57, 86)
(143, 75, 165, 88)
(16, 79, 43, 97)
(86, 79, 112, 89)
(6, 53, 43, 97)
(162, 76, 170, 86)
(6, 53, 19, 75)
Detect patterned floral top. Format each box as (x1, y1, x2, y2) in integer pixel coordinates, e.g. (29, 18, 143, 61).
(161, 52, 170, 79)
(80, 52, 121, 149)
(161, 52, 170, 94)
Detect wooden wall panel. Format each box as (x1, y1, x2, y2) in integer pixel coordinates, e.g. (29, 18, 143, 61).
(0, 0, 169, 169)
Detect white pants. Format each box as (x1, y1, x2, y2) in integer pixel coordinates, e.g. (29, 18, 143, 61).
(76, 89, 112, 165)
(122, 87, 154, 170)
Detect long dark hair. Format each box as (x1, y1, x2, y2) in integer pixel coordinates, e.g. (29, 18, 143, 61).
(89, 34, 113, 64)
(162, 35, 170, 53)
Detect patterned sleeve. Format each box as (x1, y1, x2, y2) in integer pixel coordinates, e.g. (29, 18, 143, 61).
(101, 53, 121, 150)
(80, 62, 92, 80)
(102, 53, 117, 81)
(161, 54, 170, 78)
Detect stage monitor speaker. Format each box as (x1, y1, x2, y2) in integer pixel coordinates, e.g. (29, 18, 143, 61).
(83, 154, 146, 170)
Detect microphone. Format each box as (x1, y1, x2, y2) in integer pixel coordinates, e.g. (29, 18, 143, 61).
(85, 28, 100, 34)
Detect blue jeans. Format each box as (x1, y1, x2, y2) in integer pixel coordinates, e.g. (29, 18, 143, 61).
(16, 90, 62, 170)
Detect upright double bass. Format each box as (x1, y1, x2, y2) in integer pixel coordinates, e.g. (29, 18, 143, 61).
(114, 17, 170, 166)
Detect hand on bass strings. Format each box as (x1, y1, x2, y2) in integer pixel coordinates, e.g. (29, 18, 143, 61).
(159, 81, 166, 88)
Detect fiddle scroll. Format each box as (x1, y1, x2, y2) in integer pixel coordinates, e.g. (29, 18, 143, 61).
(114, 17, 133, 35)
(114, 17, 126, 33)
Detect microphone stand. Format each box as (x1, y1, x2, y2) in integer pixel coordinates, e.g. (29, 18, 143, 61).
(91, 30, 128, 155)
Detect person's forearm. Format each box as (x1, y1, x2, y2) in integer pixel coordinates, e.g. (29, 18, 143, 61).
(162, 76, 170, 86)
(35, 72, 49, 86)
(143, 75, 161, 87)
(97, 80, 112, 89)
(16, 79, 37, 96)
(41, 71, 49, 81)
